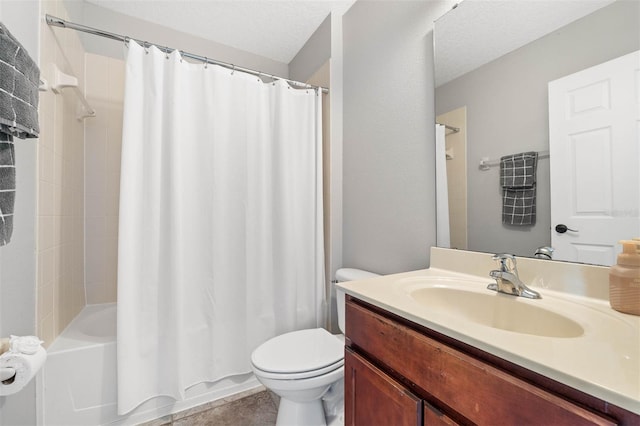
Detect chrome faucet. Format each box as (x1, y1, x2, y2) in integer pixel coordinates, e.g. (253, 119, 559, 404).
(487, 254, 541, 299)
(534, 246, 554, 260)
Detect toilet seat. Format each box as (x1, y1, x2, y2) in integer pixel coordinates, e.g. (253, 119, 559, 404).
(252, 358, 343, 380)
(251, 328, 344, 380)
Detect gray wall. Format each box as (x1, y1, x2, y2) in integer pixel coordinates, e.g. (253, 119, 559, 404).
(0, 1, 39, 424)
(436, 0, 640, 257)
(289, 14, 331, 83)
(63, 0, 288, 77)
(342, 1, 453, 274)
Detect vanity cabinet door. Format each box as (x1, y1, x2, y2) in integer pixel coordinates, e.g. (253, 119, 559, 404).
(345, 348, 422, 426)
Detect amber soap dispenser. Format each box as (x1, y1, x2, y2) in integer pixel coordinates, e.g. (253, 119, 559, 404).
(609, 239, 640, 316)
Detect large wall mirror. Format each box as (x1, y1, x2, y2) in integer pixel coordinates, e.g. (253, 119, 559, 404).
(434, 0, 639, 266)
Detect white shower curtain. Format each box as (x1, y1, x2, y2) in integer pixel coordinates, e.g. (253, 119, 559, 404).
(435, 124, 450, 248)
(116, 41, 325, 414)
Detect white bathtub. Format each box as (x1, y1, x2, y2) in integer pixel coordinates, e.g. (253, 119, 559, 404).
(42, 303, 259, 426)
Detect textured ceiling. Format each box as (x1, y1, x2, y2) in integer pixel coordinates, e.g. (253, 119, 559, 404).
(435, 0, 617, 87)
(84, 0, 355, 64)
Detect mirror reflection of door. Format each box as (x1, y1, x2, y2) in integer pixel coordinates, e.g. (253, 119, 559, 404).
(549, 50, 640, 266)
(437, 107, 468, 250)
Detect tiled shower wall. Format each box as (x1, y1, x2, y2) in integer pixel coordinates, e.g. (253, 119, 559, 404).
(37, 0, 87, 347)
(84, 53, 124, 304)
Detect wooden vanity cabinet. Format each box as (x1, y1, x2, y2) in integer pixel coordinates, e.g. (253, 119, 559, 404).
(344, 296, 639, 426)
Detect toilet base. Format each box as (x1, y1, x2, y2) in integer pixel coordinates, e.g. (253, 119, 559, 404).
(277, 398, 327, 426)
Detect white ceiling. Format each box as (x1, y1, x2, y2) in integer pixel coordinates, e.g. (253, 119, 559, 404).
(84, 0, 355, 64)
(83, 0, 618, 78)
(434, 0, 617, 87)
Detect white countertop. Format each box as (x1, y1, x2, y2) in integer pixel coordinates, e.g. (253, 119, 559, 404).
(338, 265, 640, 415)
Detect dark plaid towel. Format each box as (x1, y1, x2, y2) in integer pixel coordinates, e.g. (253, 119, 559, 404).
(502, 187, 536, 226)
(0, 22, 40, 138)
(500, 152, 538, 226)
(500, 151, 538, 188)
(0, 133, 15, 244)
(0, 22, 40, 245)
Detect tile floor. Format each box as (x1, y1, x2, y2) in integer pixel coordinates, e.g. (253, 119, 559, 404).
(141, 387, 278, 426)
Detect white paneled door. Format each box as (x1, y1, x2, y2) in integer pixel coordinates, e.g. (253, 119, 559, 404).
(549, 50, 640, 265)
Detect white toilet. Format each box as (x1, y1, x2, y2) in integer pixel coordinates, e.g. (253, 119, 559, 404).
(250, 268, 380, 426)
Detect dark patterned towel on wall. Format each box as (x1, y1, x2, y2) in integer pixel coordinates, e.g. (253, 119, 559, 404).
(502, 187, 537, 226)
(0, 22, 40, 245)
(0, 134, 15, 244)
(500, 152, 538, 226)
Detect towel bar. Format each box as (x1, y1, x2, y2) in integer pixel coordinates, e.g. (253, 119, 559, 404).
(480, 150, 549, 171)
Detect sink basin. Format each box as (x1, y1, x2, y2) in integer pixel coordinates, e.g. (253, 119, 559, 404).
(409, 286, 584, 338)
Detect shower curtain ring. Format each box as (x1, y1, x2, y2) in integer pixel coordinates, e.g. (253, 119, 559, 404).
(143, 42, 149, 54)
(231, 64, 235, 75)
(165, 48, 170, 60)
(179, 51, 184, 63)
(124, 36, 130, 48)
(257, 71, 262, 82)
(271, 75, 276, 86)
(204, 57, 208, 69)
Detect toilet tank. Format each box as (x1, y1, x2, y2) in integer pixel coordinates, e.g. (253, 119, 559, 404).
(335, 268, 380, 334)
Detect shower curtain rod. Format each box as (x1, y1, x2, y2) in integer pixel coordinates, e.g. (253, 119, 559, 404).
(45, 14, 329, 94)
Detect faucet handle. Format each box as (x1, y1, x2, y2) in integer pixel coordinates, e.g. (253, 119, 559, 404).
(492, 253, 517, 273)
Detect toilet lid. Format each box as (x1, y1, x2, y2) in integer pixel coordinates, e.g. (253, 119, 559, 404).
(251, 328, 344, 374)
